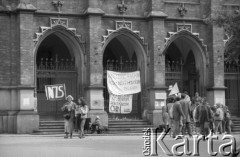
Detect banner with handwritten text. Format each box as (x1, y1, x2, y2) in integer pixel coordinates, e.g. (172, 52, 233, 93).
(109, 94, 132, 114)
(107, 70, 141, 95)
(45, 84, 66, 100)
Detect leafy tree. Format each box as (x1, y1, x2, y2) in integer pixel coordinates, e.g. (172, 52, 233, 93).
(204, 8, 240, 63)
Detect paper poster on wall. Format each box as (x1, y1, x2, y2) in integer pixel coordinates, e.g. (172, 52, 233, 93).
(45, 84, 66, 100)
(109, 94, 133, 114)
(107, 70, 141, 95)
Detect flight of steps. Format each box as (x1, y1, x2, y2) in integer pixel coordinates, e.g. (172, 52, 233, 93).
(33, 119, 153, 135)
(231, 116, 240, 134)
(107, 119, 153, 134)
(34, 121, 64, 134)
(34, 117, 240, 135)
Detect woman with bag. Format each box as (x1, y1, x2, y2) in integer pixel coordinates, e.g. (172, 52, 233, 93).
(78, 97, 89, 139)
(74, 101, 82, 133)
(61, 95, 76, 139)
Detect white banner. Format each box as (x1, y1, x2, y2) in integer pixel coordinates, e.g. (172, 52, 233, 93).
(45, 84, 66, 100)
(109, 94, 132, 114)
(107, 70, 141, 95)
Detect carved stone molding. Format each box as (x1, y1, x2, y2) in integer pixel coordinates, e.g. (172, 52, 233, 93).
(102, 20, 148, 48)
(164, 23, 208, 64)
(33, 17, 84, 45)
(117, 0, 128, 14)
(178, 3, 187, 17)
(52, 1, 63, 12)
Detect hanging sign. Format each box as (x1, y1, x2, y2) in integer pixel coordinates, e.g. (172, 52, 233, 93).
(45, 84, 66, 100)
(107, 70, 141, 95)
(109, 94, 133, 114)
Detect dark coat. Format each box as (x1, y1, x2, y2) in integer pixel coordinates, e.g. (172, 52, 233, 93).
(172, 101, 185, 121)
(196, 104, 212, 123)
(180, 99, 192, 123)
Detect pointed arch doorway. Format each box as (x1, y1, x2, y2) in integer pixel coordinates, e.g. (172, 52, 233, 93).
(35, 29, 84, 120)
(102, 33, 147, 120)
(165, 35, 206, 97)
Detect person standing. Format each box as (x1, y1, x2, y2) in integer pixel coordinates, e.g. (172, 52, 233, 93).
(180, 93, 192, 137)
(166, 97, 175, 137)
(196, 100, 212, 137)
(162, 105, 169, 131)
(74, 101, 82, 133)
(225, 107, 232, 134)
(78, 97, 89, 138)
(214, 103, 224, 135)
(172, 96, 186, 138)
(61, 95, 76, 139)
(192, 92, 202, 105)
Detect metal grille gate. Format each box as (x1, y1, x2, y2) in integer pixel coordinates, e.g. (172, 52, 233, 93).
(165, 59, 183, 92)
(224, 61, 240, 115)
(36, 57, 77, 120)
(103, 57, 141, 119)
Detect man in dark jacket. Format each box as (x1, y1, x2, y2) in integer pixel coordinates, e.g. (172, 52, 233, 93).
(180, 93, 192, 137)
(196, 100, 212, 137)
(172, 95, 186, 138)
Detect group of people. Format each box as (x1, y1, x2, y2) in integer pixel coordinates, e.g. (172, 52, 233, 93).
(162, 92, 232, 138)
(61, 95, 102, 139)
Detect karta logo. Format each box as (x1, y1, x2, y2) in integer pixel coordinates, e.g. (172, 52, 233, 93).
(142, 128, 239, 156)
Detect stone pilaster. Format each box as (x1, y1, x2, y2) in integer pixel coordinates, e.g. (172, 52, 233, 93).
(206, 0, 226, 107)
(84, 1, 108, 127)
(146, 2, 168, 127)
(15, 3, 39, 133)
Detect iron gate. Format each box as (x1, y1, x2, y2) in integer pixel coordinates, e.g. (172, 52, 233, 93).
(36, 57, 77, 120)
(224, 61, 240, 115)
(165, 59, 183, 92)
(103, 57, 141, 120)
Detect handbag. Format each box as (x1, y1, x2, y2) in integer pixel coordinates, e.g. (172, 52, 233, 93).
(63, 113, 70, 120)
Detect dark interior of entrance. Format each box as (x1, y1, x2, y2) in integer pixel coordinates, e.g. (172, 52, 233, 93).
(165, 42, 199, 98)
(103, 36, 141, 120)
(36, 34, 77, 120)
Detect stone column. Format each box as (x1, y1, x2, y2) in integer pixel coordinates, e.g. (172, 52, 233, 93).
(15, 2, 39, 133)
(84, 1, 108, 127)
(146, 1, 168, 127)
(206, 0, 226, 107)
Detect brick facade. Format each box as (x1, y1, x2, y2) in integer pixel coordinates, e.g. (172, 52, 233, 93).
(0, 0, 238, 133)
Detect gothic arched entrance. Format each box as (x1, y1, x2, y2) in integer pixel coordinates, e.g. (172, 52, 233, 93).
(36, 34, 77, 120)
(102, 31, 147, 120)
(224, 37, 240, 115)
(164, 34, 207, 98)
(34, 26, 85, 120)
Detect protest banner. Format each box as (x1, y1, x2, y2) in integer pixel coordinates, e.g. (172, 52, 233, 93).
(109, 94, 133, 114)
(45, 84, 66, 100)
(107, 70, 141, 95)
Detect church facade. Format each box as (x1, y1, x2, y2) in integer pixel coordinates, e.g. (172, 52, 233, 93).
(0, 0, 239, 133)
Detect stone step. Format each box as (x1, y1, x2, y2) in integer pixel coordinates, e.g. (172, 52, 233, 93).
(35, 129, 64, 132)
(107, 127, 146, 131)
(109, 124, 153, 128)
(39, 126, 64, 129)
(40, 121, 64, 124)
(109, 122, 150, 125)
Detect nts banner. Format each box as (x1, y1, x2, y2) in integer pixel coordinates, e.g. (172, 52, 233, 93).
(45, 84, 66, 100)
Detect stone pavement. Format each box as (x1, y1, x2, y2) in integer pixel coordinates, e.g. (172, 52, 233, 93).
(0, 134, 239, 157)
